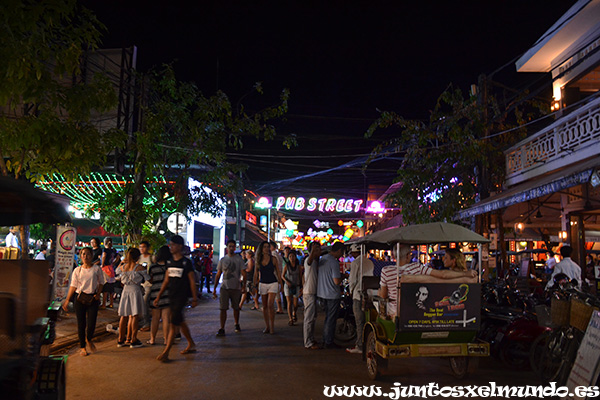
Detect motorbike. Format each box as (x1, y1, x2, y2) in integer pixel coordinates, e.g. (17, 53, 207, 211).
(333, 279, 357, 346)
(478, 280, 550, 369)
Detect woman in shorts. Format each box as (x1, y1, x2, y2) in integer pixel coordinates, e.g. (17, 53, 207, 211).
(254, 241, 282, 334)
(282, 249, 301, 325)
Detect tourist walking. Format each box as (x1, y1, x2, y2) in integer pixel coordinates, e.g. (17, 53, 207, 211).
(282, 249, 301, 325)
(155, 235, 197, 362)
(100, 237, 117, 309)
(115, 247, 148, 348)
(62, 247, 105, 356)
(213, 239, 246, 336)
(317, 242, 344, 349)
(255, 241, 282, 334)
(239, 250, 259, 310)
(303, 242, 321, 349)
(148, 245, 172, 345)
(346, 244, 374, 354)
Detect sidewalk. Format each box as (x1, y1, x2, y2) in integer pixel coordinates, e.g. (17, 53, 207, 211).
(51, 306, 120, 352)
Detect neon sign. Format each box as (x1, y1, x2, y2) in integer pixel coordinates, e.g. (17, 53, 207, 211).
(273, 196, 363, 213)
(245, 211, 257, 225)
(366, 200, 386, 213)
(255, 196, 273, 209)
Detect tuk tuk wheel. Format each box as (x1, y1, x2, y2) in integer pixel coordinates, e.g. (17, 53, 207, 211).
(449, 356, 469, 379)
(366, 331, 387, 380)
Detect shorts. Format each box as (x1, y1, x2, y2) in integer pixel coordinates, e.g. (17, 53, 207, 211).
(102, 282, 115, 293)
(169, 297, 187, 326)
(259, 282, 279, 295)
(219, 288, 242, 311)
(284, 283, 299, 298)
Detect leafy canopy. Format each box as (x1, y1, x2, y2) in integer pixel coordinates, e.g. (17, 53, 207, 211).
(366, 82, 545, 224)
(92, 65, 291, 238)
(0, 0, 125, 181)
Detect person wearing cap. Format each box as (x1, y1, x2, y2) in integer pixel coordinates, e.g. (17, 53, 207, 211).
(346, 244, 374, 354)
(154, 235, 197, 362)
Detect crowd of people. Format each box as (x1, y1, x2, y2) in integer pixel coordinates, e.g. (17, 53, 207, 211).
(52, 232, 600, 362)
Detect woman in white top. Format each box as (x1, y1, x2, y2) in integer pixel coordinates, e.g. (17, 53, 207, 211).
(62, 247, 105, 357)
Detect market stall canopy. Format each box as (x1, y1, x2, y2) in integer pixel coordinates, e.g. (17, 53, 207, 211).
(354, 222, 490, 246)
(0, 177, 71, 226)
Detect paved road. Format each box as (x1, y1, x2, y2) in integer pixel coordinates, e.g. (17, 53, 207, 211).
(63, 294, 540, 400)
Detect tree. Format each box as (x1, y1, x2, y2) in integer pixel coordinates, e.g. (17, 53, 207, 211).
(365, 79, 546, 225)
(0, 0, 126, 254)
(92, 65, 292, 243)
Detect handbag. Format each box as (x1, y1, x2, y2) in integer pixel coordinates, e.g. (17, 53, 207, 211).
(77, 292, 95, 305)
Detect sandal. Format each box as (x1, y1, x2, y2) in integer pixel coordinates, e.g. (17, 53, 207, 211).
(293, 314, 297, 322)
(80, 348, 88, 356)
(180, 347, 197, 354)
(250, 306, 258, 310)
(262, 328, 270, 334)
(146, 340, 155, 345)
(156, 353, 170, 363)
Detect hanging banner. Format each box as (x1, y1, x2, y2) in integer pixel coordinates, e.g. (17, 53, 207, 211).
(399, 283, 481, 330)
(51, 225, 77, 303)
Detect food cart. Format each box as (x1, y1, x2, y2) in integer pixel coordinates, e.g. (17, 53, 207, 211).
(353, 222, 491, 380)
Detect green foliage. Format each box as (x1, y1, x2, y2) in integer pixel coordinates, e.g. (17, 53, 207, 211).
(29, 223, 54, 240)
(366, 81, 545, 224)
(94, 65, 290, 237)
(0, 0, 126, 181)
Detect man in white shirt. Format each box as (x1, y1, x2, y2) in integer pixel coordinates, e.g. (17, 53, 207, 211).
(35, 245, 47, 260)
(547, 246, 582, 289)
(302, 242, 321, 349)
(5, 226, 19, 248)
(346, 244, 374, 354)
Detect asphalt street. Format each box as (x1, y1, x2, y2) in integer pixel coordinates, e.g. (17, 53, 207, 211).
(61, 293, 540, 400)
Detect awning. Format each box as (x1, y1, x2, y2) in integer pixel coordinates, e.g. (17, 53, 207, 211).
(243, 224, 267, 246)
(455, 157, 599, 220)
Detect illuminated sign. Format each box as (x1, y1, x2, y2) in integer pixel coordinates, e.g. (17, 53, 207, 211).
(273, 196, 363, 213)
(245, 211, 257, 225)
(366, 200, 385, 213)
(260, 215, 267, 226)
(255, 196, 273, 209)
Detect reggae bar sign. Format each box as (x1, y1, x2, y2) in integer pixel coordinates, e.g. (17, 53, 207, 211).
(255, 196, 363, 213)
(399, 283, 481, 331)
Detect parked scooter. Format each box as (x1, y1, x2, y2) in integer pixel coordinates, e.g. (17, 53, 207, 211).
(333, 279, 356, 346)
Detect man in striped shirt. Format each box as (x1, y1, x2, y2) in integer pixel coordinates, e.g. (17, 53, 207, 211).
(379, 245, 477, 317)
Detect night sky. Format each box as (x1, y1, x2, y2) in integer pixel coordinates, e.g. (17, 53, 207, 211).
(82, 0, 576, 196)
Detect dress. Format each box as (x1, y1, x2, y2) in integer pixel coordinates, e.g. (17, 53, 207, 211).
(117, 267, 148, 316)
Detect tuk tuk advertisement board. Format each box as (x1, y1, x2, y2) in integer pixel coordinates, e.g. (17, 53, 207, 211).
(51, 225, 77, 303)
(399, 283, 481, 330)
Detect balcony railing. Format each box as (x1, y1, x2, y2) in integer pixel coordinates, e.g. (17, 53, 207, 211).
(505, 94, 600, 186)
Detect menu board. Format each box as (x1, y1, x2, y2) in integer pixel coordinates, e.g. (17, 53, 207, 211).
(399, 283, 481, 330)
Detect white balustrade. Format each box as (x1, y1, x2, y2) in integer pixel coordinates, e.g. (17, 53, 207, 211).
(505, 96, 600, 184)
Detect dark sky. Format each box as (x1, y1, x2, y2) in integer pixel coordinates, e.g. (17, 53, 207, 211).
(82, 0, 576, 196)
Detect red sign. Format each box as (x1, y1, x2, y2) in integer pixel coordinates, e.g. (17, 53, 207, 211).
(245, 211, 257, 225)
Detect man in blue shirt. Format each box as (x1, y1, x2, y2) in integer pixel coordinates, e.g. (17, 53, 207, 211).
(317, 241, 344, 348)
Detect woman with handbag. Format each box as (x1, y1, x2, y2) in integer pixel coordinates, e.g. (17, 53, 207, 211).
(62, 247, 105, 357)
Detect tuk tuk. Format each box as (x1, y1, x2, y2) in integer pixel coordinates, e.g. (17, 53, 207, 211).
(353, 222, 491, 380)
(0, 177, 70, 399)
